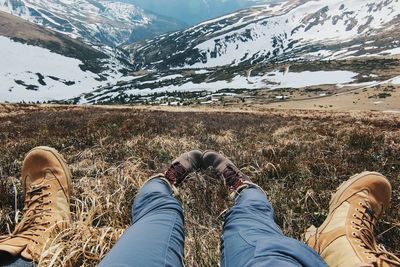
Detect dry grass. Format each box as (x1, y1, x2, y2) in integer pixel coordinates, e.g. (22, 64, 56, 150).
(0, 104, 399, 266)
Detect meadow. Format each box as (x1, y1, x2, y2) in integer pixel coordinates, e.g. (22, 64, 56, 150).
(0, 104, 399, 266)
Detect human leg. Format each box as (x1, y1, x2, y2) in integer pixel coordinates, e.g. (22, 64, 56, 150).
(202, 151, 327, 267)
(99, 150, 203, 267)
(0, 252, 34, 267)
(99, 177, 185, 267)
(221, 184, 327, 267)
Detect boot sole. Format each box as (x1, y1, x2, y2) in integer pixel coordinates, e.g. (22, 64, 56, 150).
(328, 171, 386, 212)
(26, 146, 72, 199)
(304, 224, 317, 243)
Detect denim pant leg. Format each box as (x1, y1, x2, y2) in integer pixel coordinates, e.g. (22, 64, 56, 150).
(99, 178, 185, 267)
(221, 186, 327, 267)
(0, 253, 34, 267)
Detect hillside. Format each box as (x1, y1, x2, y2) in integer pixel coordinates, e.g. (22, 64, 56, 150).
(0, 104, 399, 266)
(0, 0, 184, 46)
(0, 11, 132, 102)
(73, 0, 400, 105)
(1, 0, 400, 105)
(129, 0, 400, 70)
(0, 11, 106, 68)
(76, 56, 400, 106)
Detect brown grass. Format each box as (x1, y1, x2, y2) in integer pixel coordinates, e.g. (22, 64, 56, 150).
(0, 104, 399, 266)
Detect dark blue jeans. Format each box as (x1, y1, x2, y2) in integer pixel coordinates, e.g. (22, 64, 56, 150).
(99, 178, 185, 267)
(99, 178, 327, 266)
(0, 253, 33, 267)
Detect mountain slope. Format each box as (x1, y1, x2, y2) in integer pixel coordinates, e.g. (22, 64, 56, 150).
(0, 11, 130, 102)
(0, 11, 106, 71)
(0, 0, 184, 47)
(129, 0, 400, 70)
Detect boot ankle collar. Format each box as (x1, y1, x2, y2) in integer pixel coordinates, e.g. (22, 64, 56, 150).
(229, 181, 265, 199)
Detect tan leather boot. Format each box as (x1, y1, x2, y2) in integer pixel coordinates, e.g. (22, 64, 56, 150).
(0, 146, 72, 261)
(305, 172, 400, 267)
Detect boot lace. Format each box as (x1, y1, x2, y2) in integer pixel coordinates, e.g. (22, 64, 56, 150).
(353, 201, 400, 266)
(222, 166, 248, 190)
(165, 162, 188, 185)
(10, 184, 52, 243)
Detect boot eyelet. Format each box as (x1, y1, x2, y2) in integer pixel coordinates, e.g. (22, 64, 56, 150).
(352, 232, 357, 237)
(353, 214, 357, 218)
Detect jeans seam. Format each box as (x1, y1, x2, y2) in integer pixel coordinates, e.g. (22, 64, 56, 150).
(238, 230, 258, 247)
(163, 211, 180, 267)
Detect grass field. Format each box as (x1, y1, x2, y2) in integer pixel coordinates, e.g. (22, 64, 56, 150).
(0, 104, 399, 266)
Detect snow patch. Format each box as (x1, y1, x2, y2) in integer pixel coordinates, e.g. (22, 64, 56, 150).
(390, 76, 400, 84)
(0, 36, 102, 102)
(121, 70, 358, 97)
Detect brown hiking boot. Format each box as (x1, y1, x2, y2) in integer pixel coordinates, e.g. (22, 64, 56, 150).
(164, 150, 203, 185)
(201, 150, 251, 191)
(305, 172, 400, 267)
(0, 146, 72, 261)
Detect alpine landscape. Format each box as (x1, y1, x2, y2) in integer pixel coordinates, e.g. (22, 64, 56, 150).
(0, 0, 399, 266)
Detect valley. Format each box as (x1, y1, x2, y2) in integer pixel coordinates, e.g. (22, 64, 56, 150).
(0, 0, 399, 110)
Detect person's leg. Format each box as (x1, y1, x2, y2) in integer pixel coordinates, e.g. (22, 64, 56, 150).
(99, 150, 203, 267)
(98, 177, 185, 267)
(201, 151, 326, 267)
(221, 184, 327, 267)
(0, 252, 34, 267)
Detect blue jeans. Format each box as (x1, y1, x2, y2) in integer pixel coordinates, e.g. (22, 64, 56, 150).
(99, 178, 327, 267)
(99, 178, 185, 267)
(0, 253, 33, 267)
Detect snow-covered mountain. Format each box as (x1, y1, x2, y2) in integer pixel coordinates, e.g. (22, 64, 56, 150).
(129, 0, 400, 70)
(0, 11, 130, 103)
(0, 0, 184, 47)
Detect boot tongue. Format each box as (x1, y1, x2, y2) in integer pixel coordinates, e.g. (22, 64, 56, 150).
(24, 173, 50, 214)
(25, 173, 45, 190)
(356, 190, 382, 216)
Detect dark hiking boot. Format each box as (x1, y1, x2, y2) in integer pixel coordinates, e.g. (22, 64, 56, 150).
(164, 150, 203, 185)
(201, 150, 251, 191)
